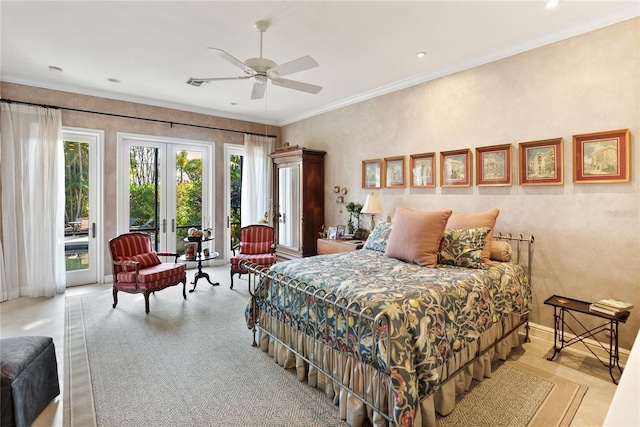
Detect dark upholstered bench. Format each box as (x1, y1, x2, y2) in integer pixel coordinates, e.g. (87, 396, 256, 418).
(0, 336, 60, 427)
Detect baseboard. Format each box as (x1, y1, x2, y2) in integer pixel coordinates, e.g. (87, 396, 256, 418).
(526, 321, 630, 366)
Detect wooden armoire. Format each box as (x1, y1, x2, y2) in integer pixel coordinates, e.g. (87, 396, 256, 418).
(270, 146, 325, 260)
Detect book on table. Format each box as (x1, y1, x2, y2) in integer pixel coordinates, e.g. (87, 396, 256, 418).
(589, 303, 630, 317)
(593, 299, 634, 311)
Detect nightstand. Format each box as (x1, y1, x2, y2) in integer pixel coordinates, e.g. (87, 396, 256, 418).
(317, 238, 364, 255)
(544, 295, 629, 384)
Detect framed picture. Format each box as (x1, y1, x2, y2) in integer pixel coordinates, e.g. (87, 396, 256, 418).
(410, 153, 435, 188)
(336, 224, 346, 239)
(573, 129, 630, 183)
(327, 226, 337, 239)
(475, 144, 512, 186)
(384, 156, 405, 188)
(440, 149, 472, 187)
(362, 159, 382, 189)
(184, 242, 198, 260)
(518, 138, 563, 186)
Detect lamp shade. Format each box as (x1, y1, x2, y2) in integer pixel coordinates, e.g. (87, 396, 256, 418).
(362, 193, 384, 214)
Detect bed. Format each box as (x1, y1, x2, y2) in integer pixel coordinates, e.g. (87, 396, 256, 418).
(244, 207, 533, 426)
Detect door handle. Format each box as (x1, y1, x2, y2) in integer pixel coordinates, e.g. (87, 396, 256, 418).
(163, 219, 167, 233)
(91, 222, 96, 238)
(172, 219, 175, 233)
(227, 216, 229, 228)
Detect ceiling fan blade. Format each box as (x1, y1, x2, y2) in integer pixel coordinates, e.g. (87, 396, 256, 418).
(271, 78, 323, 94)
(189, 76, 252, 82)
(267, 55, 319, 78)
(251, 82, 266, 100)
(207, 47, 255, 75)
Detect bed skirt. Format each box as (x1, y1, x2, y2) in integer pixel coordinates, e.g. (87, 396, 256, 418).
(257, 310, 525, 427)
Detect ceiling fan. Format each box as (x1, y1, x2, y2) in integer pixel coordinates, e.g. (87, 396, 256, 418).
(187, 21, 322, 100)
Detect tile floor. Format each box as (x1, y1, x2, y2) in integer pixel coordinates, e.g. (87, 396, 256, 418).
(0, 266, 622, 426)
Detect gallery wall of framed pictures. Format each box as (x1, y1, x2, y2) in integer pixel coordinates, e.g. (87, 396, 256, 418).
(361, 128, 631, 189)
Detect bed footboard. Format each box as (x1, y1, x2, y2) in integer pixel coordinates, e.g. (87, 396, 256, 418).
(244, 264, 395, 423)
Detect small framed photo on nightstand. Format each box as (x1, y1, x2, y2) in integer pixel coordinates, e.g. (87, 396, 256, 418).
(336, 225, 346, 239)
(327, 226, 337, 239)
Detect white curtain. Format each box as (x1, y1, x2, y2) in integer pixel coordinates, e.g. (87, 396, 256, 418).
(241, 134, 275, 226)
(0, 102, 66, 300)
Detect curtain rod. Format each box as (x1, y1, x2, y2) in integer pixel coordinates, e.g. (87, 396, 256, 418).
(0, 98, 278, 138)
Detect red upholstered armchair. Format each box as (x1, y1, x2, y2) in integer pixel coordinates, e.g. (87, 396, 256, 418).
(109, 232, 187, 314)
(230, 225, 276, 289)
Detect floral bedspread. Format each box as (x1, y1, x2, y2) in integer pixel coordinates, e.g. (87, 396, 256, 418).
(247, 249, 530, 426)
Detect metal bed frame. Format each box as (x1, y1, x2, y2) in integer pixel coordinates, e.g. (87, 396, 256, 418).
(243, 233, 534, 426)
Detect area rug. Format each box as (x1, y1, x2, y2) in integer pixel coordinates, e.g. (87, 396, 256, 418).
(64, 271, 586, 427)
(436, 360, 587, 427)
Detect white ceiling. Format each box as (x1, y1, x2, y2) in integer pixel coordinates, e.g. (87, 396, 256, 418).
(1, 1, 638, 126)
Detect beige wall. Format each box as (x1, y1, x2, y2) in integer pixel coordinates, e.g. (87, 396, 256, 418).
(282, 18, 640, 349)
(1, 82, 282, 272)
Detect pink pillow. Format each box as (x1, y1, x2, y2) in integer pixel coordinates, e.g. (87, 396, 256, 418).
(118, 252, 161, 271)
(385, 206, 452, 267)
(446, 209, 499, 266)
(241, 242, 273, 255)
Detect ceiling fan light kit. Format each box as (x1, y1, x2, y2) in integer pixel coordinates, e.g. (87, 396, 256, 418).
(187, 20, 322, 100)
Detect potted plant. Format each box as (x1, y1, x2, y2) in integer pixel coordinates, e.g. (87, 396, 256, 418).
(203, 227, 213, 239)
(346, 202, 368, 239)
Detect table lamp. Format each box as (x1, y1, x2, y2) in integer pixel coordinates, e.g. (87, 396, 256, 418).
(361, 193, 384, 230)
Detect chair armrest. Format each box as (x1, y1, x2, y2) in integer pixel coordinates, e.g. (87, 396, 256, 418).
(270, 243, 276, 254)
(113, 259, 140, 273)
(231, 243, 240, 256)
(157, 252, 180, 263)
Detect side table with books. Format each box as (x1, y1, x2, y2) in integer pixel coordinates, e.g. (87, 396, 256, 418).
(544, 295, 631, 384)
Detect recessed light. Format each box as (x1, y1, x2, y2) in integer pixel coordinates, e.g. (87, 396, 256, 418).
(416, 52, 426, 59)
(107, 78, 121, 83)
(230, 102, 240, 106)
(48, 66, 63, 73)
(546, 0, 559, 8)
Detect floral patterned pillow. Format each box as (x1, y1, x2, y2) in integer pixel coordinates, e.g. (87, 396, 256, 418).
(363, 221, 393, 253)
(438, 227, 491, 269)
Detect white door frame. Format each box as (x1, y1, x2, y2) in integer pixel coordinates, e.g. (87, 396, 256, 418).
(63, 127, 104, 286)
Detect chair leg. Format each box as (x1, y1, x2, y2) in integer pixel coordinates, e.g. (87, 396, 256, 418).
(230, 271, 234, 290)
(144, 292, 150, 314)
(181, 278, 187, 300)
(112, 287, 118, 309)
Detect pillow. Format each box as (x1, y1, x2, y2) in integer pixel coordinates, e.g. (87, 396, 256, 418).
(438, 227, 492, 269)
(118, 252, 161, 271)
(446, 209, 499, 266)
(384, 206, 452, 267)
(490, 240, 512, 262)
(241, 242, 273, 255)
(363, 221, 393, 252)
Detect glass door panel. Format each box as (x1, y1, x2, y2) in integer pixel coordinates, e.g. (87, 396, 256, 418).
(64, 129, 101, 286)
(174, 148, 205, 254)
(224, 144, 243, 262)
(128, 145, 161, 248)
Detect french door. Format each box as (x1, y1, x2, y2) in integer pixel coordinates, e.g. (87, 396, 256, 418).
(117, 133, 212, 256)
(63, 128, 103, 286)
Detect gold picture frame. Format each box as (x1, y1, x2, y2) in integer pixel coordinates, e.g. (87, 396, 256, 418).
(519, 138, 563, 186)
(476, 144, 512, 186)
(383, 156, 405, 188)
(573, 129, 630, 183)
(410, 153, 436, 188)
(440, 149, 472, 187)
(362, 159, 382, 189)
